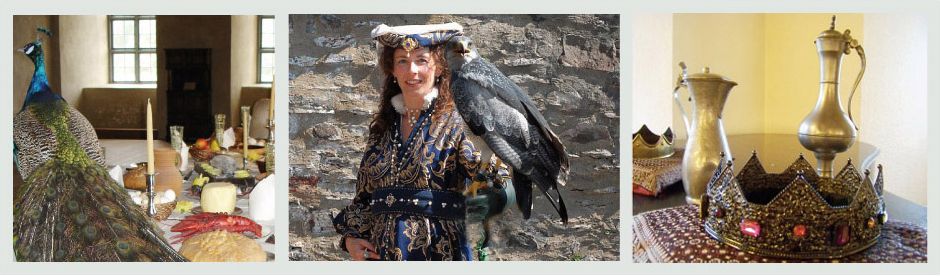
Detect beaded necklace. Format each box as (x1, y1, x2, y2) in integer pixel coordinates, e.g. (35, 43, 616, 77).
(389, 99, 435, 186)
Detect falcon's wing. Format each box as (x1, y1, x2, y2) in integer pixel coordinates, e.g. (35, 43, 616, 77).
(451, 58, 569, 222)
(454, 58, 569, 179)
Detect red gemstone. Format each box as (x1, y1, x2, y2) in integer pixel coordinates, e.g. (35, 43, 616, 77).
(714, 208, 725, 218)
(792, 224, 807, 238)
(740, 219, 761, 238)
(833, 224, 850, 246)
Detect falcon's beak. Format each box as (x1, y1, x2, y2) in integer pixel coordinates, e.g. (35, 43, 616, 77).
(457, 40, 471, 54)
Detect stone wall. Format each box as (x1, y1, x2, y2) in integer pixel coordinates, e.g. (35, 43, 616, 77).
(289, 14, 620, 261)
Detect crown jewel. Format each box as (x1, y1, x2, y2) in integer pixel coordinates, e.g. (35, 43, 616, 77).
(632, 125, 675, 159)
(701, 152, 886, 259)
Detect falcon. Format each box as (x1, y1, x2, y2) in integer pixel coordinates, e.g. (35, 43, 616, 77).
(444, 35, 569, 223)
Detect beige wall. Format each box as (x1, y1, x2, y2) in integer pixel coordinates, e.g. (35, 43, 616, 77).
(231, 15, 260, 127)
(13, 16, 61, 113)
(861, 14, 928, 205)
(156, 15, 233, 139)
(764, 14, 863, 134)
(631, 14, 673, 135)
(672, 14, 765, 140)
(59, 15, 109, 107)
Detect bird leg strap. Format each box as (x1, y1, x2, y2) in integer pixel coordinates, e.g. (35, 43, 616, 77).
(475, 221, 492, 261)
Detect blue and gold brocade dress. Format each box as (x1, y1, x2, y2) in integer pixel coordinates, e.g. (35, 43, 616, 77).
(333, 107, 481, 261)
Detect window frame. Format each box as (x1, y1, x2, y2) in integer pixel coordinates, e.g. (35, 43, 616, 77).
(258, 15, 275, 84)
(108, 15, 157, 84)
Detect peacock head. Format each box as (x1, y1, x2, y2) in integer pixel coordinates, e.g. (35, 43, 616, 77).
(17, 41, 42, 63)
(17, 27, 52, 64)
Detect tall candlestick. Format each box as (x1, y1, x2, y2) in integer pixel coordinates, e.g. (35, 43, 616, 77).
(146, 98, 155, 175)
(242, 106, 250, 165)
(269, 78, 275, 121)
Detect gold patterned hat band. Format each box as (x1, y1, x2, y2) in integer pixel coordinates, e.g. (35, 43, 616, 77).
(701, 152, 886, 259)
(371, 22, 464, 51)
(632, 124, 675, 159)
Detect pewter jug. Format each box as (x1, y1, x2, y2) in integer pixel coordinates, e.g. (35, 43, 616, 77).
(674, 62, 735, 205)
(797, 16, 865, 178)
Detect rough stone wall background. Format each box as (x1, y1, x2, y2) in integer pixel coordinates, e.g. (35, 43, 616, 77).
(289, 14, 620, 261)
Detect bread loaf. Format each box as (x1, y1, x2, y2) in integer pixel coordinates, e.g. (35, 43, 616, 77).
(178, 230, 266, 262)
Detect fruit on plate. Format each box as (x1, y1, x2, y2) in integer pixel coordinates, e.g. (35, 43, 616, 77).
(197, 163, 222, 178)
(191, 173, 211, 197)
(193, 174, 210, 187)
(246, 149, 265, 162)
(210, 139, 221, 152)
(234, 170, 251, 179)
(174, 200, 195, 213)
(194, 138, 210, 150)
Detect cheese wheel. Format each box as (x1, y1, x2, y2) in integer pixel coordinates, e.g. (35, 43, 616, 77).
(201, 182, 236, 213)
(178, 230, 266, 262)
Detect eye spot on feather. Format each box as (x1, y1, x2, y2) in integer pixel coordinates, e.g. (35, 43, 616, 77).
(100, 205, 114, 217)
(67, 201, 80, 212)
(27, 209, 41, 220)
(82, 225, 98, 240)
(114, 240, 132, 256)
(54, 249, 66, 261)
(55, 222, 65, 233)
(44, 187, 56, 198)
(74, 213, 88, 225)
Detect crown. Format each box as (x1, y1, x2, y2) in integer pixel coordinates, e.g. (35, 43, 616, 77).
(632, 125, 675, 159)
(700, 152, 886, 259)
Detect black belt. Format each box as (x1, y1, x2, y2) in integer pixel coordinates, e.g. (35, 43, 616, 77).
(369, 188, 466, 220)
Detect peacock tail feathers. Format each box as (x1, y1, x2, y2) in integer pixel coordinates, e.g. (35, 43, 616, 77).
(14, 159, 186, 262)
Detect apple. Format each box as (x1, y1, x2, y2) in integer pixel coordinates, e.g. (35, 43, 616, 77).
(195, 138, 209, 150)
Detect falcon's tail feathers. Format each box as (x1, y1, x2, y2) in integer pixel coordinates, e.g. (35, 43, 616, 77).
(513, 173, 534, 220)
(513, 173, 568, 224)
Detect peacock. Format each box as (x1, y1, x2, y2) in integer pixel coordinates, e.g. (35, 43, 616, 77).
(12, 28, 186, 262)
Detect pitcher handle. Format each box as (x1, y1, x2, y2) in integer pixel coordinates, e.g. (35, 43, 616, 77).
(843, 30, 865, 131)
(673, 62, 691, 134)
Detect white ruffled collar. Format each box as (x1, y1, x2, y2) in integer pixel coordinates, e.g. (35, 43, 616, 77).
(391, 87, 439, 114)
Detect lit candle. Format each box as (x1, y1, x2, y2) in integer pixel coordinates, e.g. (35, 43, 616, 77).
(269, 77, 275, 121)
(146, 98, 155, 175)
(242, 106, 250, 158)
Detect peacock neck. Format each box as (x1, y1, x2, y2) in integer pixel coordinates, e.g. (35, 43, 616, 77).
(23, 54, 56, 110)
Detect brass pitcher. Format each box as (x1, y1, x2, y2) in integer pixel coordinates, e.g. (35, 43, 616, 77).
(674, 62, 736, 205)
(797, 16, 865, 178)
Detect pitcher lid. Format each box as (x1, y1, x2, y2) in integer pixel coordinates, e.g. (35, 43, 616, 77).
(684, 66, 736, 84)
(816, 15, 849, 41)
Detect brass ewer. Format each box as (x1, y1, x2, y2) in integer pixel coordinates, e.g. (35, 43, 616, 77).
(674, 62, 736, 205)
(797, 16, 866, 178)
